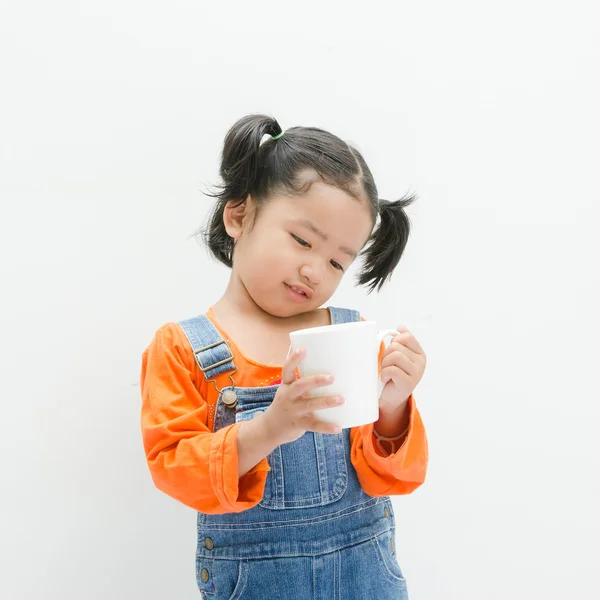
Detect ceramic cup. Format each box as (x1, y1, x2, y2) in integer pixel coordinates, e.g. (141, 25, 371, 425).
(288, 320, 397, 429)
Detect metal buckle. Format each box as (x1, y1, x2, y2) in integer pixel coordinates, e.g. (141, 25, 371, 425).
(194, 339, 234, 372)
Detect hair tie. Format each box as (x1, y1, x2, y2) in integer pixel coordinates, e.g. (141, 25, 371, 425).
(272, 130, 285, 140)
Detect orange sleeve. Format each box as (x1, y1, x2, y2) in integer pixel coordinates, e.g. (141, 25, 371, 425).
(350, 396, 429, 497)
(140, 324, 271, 514)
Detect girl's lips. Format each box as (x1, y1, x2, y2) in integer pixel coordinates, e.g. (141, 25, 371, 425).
(286, 282, 314, 299)
(285, 283, 311, 303)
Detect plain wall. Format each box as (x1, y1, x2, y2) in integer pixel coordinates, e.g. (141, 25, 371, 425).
(1, 1, 599, 598)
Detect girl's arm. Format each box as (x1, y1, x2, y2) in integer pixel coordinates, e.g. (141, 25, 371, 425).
(140, 324, 271, 514)
(350, 395, 429, 496)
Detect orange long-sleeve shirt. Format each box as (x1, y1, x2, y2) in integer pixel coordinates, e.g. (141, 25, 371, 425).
(140, 309, 428, 514)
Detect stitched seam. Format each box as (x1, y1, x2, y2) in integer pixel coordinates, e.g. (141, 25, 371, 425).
(371, 533, 407, 587)
(312, 556, 316, 600)
(197, 497, 387, 531)
(199, 527, 395, 561)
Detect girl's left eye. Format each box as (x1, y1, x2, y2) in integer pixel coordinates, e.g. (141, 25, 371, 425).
(330, 260, 344, 271)
(292, 234, 310, 247)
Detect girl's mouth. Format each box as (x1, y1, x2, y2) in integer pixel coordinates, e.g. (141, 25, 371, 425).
(285, 283, 310, 302)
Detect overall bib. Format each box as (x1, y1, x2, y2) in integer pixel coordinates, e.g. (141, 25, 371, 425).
(178, 307, 408, 600)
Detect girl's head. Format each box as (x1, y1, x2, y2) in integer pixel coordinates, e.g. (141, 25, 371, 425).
(201, 114, 416, 316)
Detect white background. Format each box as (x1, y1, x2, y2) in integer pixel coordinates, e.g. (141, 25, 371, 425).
(1, 1, 599, 598)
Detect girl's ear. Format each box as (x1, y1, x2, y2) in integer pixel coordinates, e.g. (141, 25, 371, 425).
(223, 195, 256, 240)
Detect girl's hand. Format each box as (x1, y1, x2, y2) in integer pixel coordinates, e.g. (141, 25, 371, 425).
(379, 326, 427, 410)
(261, 348, 345, 446)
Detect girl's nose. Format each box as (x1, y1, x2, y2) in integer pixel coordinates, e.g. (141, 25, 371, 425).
(299, 262, 323, 285)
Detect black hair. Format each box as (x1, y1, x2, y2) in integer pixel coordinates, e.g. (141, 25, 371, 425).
(199, 114, 417, 293)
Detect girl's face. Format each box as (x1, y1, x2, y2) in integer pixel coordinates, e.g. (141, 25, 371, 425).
(228, 182, 374, 317)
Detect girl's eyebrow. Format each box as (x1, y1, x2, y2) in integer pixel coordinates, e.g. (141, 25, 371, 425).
(293, 218, 358, 259)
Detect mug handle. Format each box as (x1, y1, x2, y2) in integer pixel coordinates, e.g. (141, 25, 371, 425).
(376, 329, 398, 398)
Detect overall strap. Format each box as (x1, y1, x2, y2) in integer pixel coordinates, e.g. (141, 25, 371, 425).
(327, 306, 361, 325)
(177, 315, 236, 380)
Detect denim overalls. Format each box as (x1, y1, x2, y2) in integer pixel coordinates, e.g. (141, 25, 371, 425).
(178, 307, 408, 600)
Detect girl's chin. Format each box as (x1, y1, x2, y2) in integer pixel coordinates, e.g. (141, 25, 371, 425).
(255, 298, 314, 319)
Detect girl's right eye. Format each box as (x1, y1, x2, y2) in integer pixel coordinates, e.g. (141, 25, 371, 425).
(291, 234, 310, 247)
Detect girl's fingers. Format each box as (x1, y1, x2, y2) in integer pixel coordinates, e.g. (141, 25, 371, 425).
(307, 418, 343, 435)
(383, 342, 417, 364)
(381, 364, 411, 385)
(302, 394, 344, 415)
(289, 373, 335, 397)
(381, 350, 417, 375)
(281, 348, 305, 385)
(393, 330, 425, 355)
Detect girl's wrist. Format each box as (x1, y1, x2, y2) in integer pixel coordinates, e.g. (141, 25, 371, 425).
(374, 396, 410, 438)
(378, 395, 410, 416)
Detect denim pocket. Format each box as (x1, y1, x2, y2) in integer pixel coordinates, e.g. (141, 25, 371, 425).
(235, 402, 348, 510)
(372, 530, 407, 590)
(196, 556, 249, 600)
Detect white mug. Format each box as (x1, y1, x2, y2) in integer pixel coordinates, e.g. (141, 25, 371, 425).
(288, 321, 398, 429)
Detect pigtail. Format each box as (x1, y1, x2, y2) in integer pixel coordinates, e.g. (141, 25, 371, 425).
(218, 114, 283, 200)
(201, 114, 283, 267)
(357, 193, 417, 293)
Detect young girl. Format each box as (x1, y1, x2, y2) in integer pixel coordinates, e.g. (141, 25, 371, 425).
(141, 114, 428, 599)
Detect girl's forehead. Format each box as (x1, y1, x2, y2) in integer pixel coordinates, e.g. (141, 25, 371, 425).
(269, 182, 370, 217)
(263, 183, 374, 243)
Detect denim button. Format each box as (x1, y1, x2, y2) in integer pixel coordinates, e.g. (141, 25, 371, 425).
(204, 537, 214, 550)
(200, 569, 209, 582)
(222, 390, 238, 408)
(384, 507, 390, 519)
